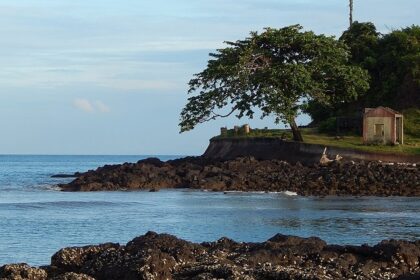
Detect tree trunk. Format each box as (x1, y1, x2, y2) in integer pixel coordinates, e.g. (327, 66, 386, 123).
(289, 118, 304, 142)
(349, 0, 353, 27)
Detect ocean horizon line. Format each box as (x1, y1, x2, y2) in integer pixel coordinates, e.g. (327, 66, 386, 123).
(0, 154, 191, 157)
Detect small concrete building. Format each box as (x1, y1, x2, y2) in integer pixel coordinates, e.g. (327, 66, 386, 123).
(363, 107, 403, 145)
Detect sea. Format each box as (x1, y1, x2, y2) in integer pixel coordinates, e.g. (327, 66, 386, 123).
(0, 155, 419, 266)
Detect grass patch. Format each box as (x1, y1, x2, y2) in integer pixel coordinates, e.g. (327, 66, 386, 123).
(301, 128, 420, 155)
(216, 127, 420, 156)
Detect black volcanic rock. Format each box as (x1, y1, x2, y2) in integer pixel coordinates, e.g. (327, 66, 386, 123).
(51, 273, 95, 280)
(57, 156, 420, 196)
(1, 232, 420, 279)
(0, 263, 48, 280)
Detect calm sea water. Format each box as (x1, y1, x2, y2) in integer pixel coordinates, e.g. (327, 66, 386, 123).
(0, 155, 419, 266)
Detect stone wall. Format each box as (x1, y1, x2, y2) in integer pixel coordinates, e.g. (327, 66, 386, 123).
(203, 137, 420, 164)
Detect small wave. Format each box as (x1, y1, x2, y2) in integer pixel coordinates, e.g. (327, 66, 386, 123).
(222, 190, 299, 196)
(282, 191, 298, 196)
(223, 190, 268, 194)
(40, 185, 62, 191)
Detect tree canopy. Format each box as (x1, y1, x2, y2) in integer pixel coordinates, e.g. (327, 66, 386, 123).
(375, 25, 420, 108)
(340, 21, 379, 68)
(305, 23, 420, 125)
(179, 25, 369, 141)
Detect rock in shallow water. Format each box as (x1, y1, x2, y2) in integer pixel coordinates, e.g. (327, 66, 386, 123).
(58, 156, 420, 196)
(50, 272, 95, 280)
(1, 232, 419, 280)
(0, 263, 47, 280)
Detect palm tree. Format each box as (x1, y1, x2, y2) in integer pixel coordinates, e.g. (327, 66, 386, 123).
(349, 0, 354, 27)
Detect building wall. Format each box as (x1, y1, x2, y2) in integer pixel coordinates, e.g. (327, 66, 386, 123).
(364, 116, 394, 144)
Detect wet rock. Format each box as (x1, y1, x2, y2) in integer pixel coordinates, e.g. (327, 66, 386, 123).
(58, 157, 420, 197)
(50, 272, 94, 280)
(0, 264, 47, 280)
(3, 233, 420, 279)
(51, 243, 120, 273)
(126, 231, 206, 263)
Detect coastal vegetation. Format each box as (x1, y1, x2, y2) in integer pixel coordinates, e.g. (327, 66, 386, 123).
(306, 23, 420, 124)
(180, 21, 419, 155)
(179, 25, 369, 142)
(215, 126, 420, 155)
(214, 107, 420, 155)
(404, 108, 420, 137)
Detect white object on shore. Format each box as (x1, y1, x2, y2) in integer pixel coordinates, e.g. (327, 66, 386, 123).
(282, 191, 298, 196)
(320, 147, 343, 166)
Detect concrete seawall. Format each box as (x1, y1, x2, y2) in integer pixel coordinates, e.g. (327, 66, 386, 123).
(203, 137, 420, 164)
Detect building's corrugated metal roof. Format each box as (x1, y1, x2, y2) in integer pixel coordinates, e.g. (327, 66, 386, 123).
(364, 106, 402, 116)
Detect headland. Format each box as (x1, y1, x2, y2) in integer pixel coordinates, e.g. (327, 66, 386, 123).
(59, 139, 420, 196)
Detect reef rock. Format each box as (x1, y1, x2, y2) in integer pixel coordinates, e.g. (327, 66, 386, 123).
(58, 156, 420, 196)
(2, 232, 420, 279)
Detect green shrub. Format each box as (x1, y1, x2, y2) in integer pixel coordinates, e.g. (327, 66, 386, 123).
(318, 117, 337, 134)
(403, 108, 420, 137)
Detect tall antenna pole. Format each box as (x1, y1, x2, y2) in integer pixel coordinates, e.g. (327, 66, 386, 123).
(349, 0, 354, 27)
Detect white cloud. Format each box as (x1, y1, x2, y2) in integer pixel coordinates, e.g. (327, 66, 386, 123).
(73, 98, 111, 113)
(95, 100, 110, 113)
(73, 98, 94, 113)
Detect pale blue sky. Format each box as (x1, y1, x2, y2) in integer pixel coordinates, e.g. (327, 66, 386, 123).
(0, 0, 419, 155)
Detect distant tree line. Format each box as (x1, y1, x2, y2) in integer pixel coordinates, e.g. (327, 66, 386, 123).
(305, 22, 420, 124)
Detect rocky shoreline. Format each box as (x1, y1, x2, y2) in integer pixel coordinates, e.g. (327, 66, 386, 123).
(58, 156, 420, 196)
(1, 232, 419, 280)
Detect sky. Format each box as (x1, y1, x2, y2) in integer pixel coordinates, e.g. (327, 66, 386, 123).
(0, 0, 419, 155)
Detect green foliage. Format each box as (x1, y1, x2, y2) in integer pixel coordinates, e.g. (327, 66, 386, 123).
(217, 128, 292, 139)
(340, 21, 379, 69)
(403, 108, 420, 137)
(318, 117, 337, 134)
(300, 129, 420, 155)
(303, 101, 336, 125)
(374, 25, 420, 108)
(307, 23, 420, 124)
(179, 25, 369, 138)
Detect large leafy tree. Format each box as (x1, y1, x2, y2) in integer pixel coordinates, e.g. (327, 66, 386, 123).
(340, 21, 379, 68)
(375, 25, 420, 109)
(306, 23, 420, 124)
(179, 25, 369, 141)
(304, 22, 379, 122)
